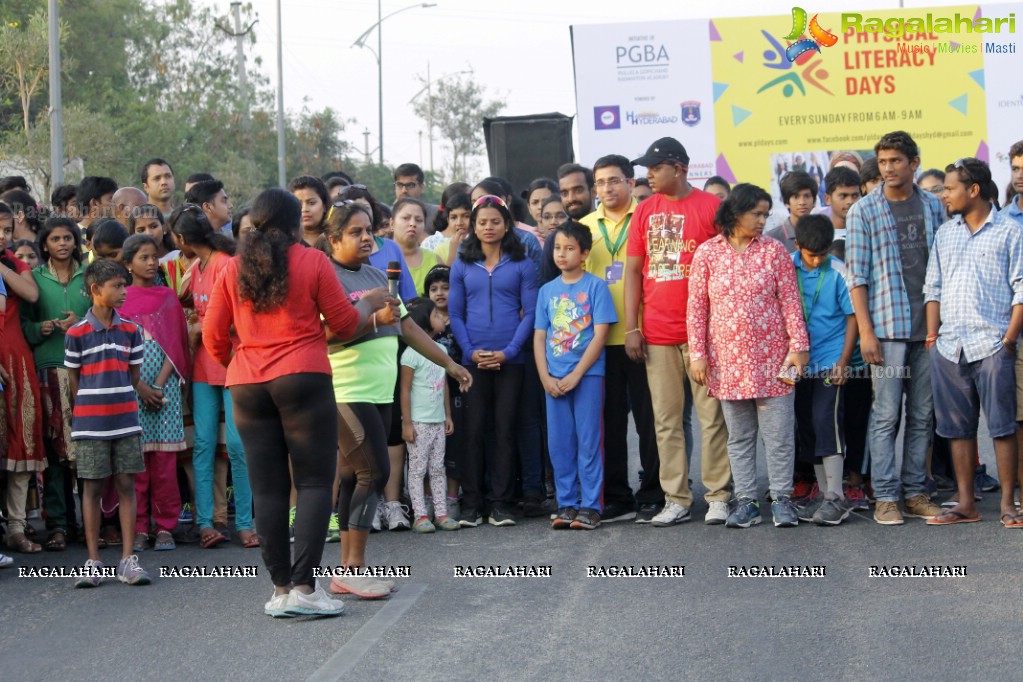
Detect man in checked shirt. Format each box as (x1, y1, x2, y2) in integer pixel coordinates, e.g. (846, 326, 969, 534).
(845, 131, 945, 526)
(923, 157, 1023, 527)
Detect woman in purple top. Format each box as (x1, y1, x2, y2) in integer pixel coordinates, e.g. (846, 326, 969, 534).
(448, 195, 538, 528)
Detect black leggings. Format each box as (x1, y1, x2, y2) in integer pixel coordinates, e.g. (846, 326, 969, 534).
(337, 402, 391, 531)
(230, 373, 338, 588)
(460, 364, 523, 512)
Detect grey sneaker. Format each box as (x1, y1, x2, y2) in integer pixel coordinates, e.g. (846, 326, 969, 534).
(286, 583, 345, 616)
(384, 501, 410, 531)
(771, 495, 799, 527)
(650, 501, 691, 527)
(74, 559, 105, 588)
(796, 496, 823, 522)
(116, 555, 151, 585)
(813, 497, 851, 526)
(705, 500, 729, 525)
(725, 496, 761, 528)
(264, 592, 295, 618)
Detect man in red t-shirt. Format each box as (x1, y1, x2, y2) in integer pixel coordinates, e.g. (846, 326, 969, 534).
(624, 137, 731, 527)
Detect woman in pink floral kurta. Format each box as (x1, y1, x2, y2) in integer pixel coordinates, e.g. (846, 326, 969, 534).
(688, 184, 809, 528)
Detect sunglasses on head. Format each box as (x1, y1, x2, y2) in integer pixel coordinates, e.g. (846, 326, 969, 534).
(472, 195, 507, 211)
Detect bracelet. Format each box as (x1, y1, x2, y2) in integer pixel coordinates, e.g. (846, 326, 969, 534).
(1002, 337, 1016, 347)
(625, 328, 643, 335)
(371, 311, 378, 333)
(925, 334, 938, 341)
(149, 384, 164, 391)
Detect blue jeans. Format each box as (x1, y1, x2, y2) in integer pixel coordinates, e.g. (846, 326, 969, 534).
(868, 341, 933, 502)
(193, 382, 252, 531)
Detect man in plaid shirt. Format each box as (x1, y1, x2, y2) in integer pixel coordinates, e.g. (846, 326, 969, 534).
(844, 131, 945, 526)
(923, 157, 1023, 527)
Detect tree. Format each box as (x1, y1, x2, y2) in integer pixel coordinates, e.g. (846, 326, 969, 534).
(0, 10, 69, 140)
(411, 75, 505, 181)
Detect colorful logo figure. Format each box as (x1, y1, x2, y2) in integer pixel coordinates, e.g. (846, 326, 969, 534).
(783, 7, 838, 62)
(594, 105, 621, 130)
(680, 101, 701, 127)
(756, 8, 836, 97)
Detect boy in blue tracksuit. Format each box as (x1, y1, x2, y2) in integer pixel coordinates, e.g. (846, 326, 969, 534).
(534, 222, 617, 530)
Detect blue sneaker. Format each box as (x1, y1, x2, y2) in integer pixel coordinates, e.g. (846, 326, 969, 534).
(178, 503, 194, 525)
(771, 495, 799, 527)
(975, 464, 1000, 493)
(725, 496, 761, 528)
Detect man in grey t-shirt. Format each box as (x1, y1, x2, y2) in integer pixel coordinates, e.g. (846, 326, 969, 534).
(844, 131, 945, 526)
(887, 192, 928, 341)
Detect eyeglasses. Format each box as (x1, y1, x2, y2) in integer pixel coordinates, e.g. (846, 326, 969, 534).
(541, 211, 568, 223)
(472, 195, 508, 211)
(337, 183, 368, 197)
(326, 200, 361, 222)
(394, 181, 421, 191)
(951, 158, 975, 185)
(594, 177, 627, 189)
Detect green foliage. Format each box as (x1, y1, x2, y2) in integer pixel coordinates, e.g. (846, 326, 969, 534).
(411, 74, 506, 182)
(0, 0, 355, 209)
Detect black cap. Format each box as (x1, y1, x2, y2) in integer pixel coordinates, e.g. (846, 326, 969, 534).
(631, 137, 690, 168)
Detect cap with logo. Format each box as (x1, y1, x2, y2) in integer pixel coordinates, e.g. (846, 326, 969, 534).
(631, 137, 690, 168)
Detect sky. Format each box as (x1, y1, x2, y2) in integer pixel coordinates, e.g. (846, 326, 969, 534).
(238, 0, 1012, 177)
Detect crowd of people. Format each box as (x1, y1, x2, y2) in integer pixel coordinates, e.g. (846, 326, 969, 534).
(1, 130, 1022, 616)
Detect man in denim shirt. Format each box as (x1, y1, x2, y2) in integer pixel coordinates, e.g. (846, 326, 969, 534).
(844, 131, 945, 525)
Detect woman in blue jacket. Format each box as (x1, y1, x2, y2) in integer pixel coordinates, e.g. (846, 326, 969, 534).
(449, 195, 538, 528)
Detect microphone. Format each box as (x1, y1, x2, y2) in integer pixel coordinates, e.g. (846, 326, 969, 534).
(386, 261, 401, 298)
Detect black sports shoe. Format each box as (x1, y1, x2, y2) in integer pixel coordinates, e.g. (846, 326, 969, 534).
(635, 503, 661, 524)
(488, 506, 517, 527)
(601, 501, 637, 523)
(551, 507, 577, 530)
(571, 508, 601, 530)
(458, 507, 482, 528)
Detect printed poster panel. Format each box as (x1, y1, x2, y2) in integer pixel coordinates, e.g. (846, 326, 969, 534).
(710, 6, 991, 198)
(571, 21, 717, 180)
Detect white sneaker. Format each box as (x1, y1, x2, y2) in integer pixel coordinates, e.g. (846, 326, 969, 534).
(329, 575, 392, 599)
(371, 501, 383, 532)
(650, 501, 691, 527)
(705, 500, 729, 525)
(0, 553, 13, 568)
(285, 584, 345, 617)
(384, 501, 410, 531)
(264, 592, 295, 618)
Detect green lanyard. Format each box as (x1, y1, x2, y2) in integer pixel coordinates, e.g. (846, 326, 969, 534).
(796, 259, 828, 325)
(597, 215, 631, 259)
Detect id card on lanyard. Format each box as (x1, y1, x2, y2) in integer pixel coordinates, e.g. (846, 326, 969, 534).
(796, 258, 828, 325)
(599, 215, 630, 284)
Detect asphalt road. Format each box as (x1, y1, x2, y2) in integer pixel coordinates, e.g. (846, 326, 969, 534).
(2, 420, 1020, 682)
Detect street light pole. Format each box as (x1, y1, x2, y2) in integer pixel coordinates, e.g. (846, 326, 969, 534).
(47, 0, 63, 190)
(352, 2, 436, 167)
(377, 0, 383, 165)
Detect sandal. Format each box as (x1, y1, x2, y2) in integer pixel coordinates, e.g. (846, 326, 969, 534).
(132, 532, 149, 553)
(101, 526, 122, 547)
(45, 529, 67, 552)
(213, 523, 232, 543)
(153, 530, 176, 551)
(7, 533, 42, 554)
(198, 527, 226, 549)
(238, 530, 260, 548)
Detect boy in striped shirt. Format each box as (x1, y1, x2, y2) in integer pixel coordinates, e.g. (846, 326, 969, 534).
(65, 259, 150, 587)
